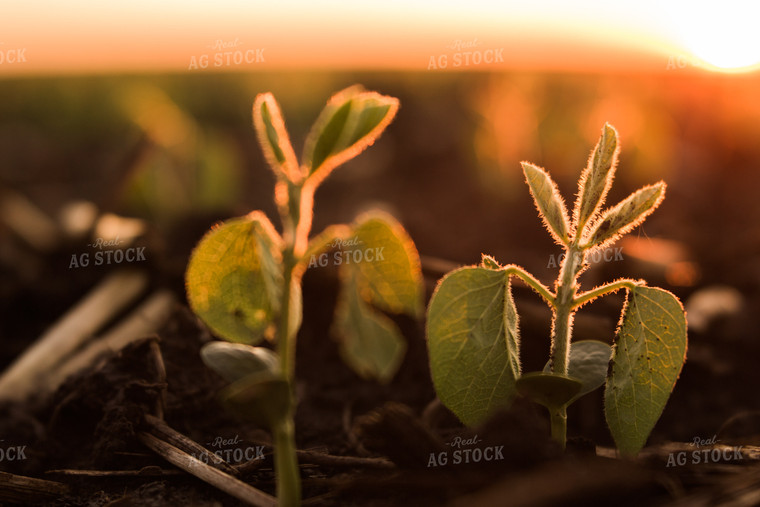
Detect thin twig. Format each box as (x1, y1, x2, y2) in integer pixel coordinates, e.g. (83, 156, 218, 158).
(138, 432, 276, 507)
(45, 466, 182, 477)
(143, 414, 238, 476)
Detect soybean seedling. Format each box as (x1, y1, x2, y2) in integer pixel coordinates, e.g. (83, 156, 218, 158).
(186, 86, 423, 506)
(427, 124, 687, 456)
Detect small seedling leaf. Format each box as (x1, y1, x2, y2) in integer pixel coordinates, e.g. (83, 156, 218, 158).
(427, 267, 521, 426)
(516, 372, 582, 411)
(575, 124, 619, 230)
(220, 373, 292, 428)
(252, 93, 301, 182)
(345, 211, 424, 319)
(521, 162, 570, 245)
(605, 286, 687, 457)
(302, 86, 399, 185)
(201, 342, 281, 383)
(543, 340, 612, 405)
(332, 271, 407, 383)
(586, 183, 665, 248)
(186, 212, 283, 344)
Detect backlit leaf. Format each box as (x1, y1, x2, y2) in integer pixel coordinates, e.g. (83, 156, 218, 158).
(186, 212, 283, 344)
(345, 211, 424, 319)
(575, 124, 619, 230)
(605, 286, 687, 457)
(252, 93, 301, 182)
(427, 267, 521, 426)
(586, 183, 665, 248)
(302, 86, 399, 186)
(521, 162, 571, 245)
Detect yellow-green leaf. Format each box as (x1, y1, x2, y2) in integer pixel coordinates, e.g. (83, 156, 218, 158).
(332, 272, 407, 383)
(347, 211, 424, 319)
(302, 85, 399, 186)
(427, 267, 521, 426)
(185, 212, 283, 344)
(605, 286, 687, 457)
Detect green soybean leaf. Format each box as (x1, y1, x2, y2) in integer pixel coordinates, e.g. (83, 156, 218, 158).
(586, 183, 666, 248)
(345, 211, 424, 319)
(332, 271, 406, 383)
(543, 340, 612, 404)
(186, 212, 283, 344)
(221, 373, 292, 428)
(427, 267, 521, 426)
(575, 123, 619, 230)
(516, 372, 582, 411)
(605, 286, 687, 457)
(201, 342, 281, 383)
(302, 85, 399, 185)
(521, 162, 570, 245)
(252, 93, 301, 182)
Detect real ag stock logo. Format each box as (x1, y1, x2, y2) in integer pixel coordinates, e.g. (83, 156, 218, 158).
(427, 38, 504, 70)
(188, 38, 265, 70)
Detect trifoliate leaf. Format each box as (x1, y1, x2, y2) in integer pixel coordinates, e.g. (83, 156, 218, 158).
(575, 123, 619, 230)
(521, 162, 571, 245)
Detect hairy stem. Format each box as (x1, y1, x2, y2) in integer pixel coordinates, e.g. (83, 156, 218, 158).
(573, 279, 638, 309)
(504, 266, 556, 306)
(547, 241, 586, 449)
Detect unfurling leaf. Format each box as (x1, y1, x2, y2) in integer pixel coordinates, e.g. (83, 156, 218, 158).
(345, 211, 424, 318)
(585, 182, 665, 248)
(521, 162, 571, 245)
(186, 212, 283, 344)
(427, 267, 521, 426)
(302, 85, 399, 186)
(252, 93, 301, 182)
(332, 272, 407, 383)
(516, 372, 582, 411)
(605, 286, 687, 457)
(201, 342, 281, 383)
(575, 124, 619, 230)
(543, 340, 612, 405)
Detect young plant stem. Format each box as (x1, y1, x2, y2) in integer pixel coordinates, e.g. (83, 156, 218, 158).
(504, 266, 556, 306)
(273, 179, 310, 507)
(274, 418, 301, 507)
(547, 241, 585, 449)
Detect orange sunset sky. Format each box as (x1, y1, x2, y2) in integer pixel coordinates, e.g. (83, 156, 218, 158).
(0, 1, 758, 75)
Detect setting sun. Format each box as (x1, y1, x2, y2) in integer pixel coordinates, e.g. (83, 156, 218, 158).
(663, 2, 760, 72)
